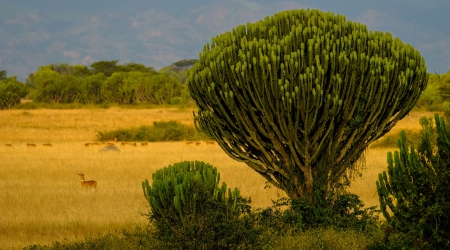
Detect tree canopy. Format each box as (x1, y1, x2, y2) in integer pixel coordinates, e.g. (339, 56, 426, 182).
(188, 9, 428, 202)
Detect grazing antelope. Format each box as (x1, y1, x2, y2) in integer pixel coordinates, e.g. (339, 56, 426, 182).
(141, 142, 148, 146)
(206, 141, 215, 145)
(26, 143, 36, 147)
(195, 141, 202, 146)
(43, 143, 52, 147)
(78, 173, 97, 189)
(185, 141, 194, 145)
(5, 144, 12, 147)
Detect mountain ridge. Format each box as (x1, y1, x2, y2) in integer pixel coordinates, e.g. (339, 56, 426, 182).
(1, 0, 449, 81)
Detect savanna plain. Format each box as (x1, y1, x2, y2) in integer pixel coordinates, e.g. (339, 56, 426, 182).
(0, 107, 433, 249)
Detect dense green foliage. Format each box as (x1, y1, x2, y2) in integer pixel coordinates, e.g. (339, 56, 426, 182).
(415, 71, 450, 111)
(376, 114, 450, 249)
(258, 186, 379, 235)
(0, 71, 29, 109)
(97, 120, 211, 142)
(24, 60, 193, 106)
(188, 9, 428, 202)
(142, 161, 260, 249)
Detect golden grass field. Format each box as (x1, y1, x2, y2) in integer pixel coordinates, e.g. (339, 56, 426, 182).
(0, 108, 436, 249)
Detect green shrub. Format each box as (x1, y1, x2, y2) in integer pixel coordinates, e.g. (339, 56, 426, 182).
(97, 120, 210, 142)
(257, 185, 379, 235)
(376, 114, 450, 249)
(142, 161, 261, 249)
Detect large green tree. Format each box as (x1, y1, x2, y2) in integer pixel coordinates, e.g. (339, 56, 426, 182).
(188, 9, 428, 202)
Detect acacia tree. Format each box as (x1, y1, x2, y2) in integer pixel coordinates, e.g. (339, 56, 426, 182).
(188, 9, 428, 202)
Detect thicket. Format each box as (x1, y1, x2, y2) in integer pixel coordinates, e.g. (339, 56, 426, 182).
(22, 60, 194, 106)
(97, 120, 211, 142)
(416, 71, 450, 111)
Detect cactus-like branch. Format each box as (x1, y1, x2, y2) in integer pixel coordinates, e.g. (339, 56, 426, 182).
(188, 9, 428, 201)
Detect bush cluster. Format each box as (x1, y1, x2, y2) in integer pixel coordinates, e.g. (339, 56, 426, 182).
(97, 120, 211, 142)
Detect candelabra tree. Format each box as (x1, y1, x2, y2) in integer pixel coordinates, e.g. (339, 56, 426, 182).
(188, 9, 428, 202)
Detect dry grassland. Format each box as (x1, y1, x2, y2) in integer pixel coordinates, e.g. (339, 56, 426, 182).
(0, 108, 436, 249)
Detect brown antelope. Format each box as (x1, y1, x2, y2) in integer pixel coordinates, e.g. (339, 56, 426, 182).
(141, 142, 148, 146)
(78, 173, 97, 189)
(185, 141, 194, 145)
(195, 141, 202, 146)
(43, 143, 53, 147)
(5, 144, 12, 147)
(85, 143, 91, 147)
(206, 141, 215, 145)
(26, 143, 36, 147)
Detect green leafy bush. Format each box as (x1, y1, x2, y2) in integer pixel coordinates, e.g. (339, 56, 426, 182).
(257, 185, 379, 235)
(142, 161, 261, 249)
(376, 114, 450, 249)
(97, 120, 210, 142)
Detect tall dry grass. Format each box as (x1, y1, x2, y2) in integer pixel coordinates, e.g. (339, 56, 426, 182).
(0, 108, 436, 249)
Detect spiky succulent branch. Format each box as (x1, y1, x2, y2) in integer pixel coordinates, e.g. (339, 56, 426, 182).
(188, 9, 428, 201)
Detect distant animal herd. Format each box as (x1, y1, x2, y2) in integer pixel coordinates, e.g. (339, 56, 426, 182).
(3, 140, 215, 148)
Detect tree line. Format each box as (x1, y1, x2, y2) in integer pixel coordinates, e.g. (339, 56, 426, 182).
(0, 59, 198, 109)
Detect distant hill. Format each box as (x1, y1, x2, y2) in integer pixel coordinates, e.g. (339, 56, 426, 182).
(1, 0, 449, 81)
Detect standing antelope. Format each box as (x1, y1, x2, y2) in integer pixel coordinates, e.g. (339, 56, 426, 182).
(78, 173, 97, 189)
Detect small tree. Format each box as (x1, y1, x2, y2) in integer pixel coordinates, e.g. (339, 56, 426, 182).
(0, 75, 29, 109)
(376, 114, 450, 249)
(188, 9, 428, 202)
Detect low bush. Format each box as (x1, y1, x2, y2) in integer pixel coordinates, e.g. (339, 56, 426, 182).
(257, 185, 379, 236)
(97, 120, 211, 142)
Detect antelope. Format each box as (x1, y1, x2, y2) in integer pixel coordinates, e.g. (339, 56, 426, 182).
(195, 141, 202, 146)
(26, 143, 36, 147)
(206, 141, 215, 145)
(43, 143, 53, 147)
(85, 143, 91, 147)
(5, 144, 12, 147)
(141, 142, 148, 146)
(78, 173, 97, 189)
(185, 141, 194, 145)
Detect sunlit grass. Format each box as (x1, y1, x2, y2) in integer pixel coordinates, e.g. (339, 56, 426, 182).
(0, 108, 436, 249)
